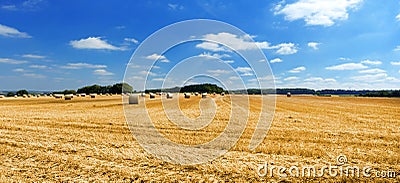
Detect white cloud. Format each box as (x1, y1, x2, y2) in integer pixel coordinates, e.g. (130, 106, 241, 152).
(289, 66, 306, 73)
(274, 0, 362, 26)
(29, 65, 47, 69)
(270, 58, 283, 63)
(196, 42, 229, 52)
(270, 43, 298, 55)
(168, 3, 183, 10)
(139, 70, 157, 76)
(198, 52, 231, 59)
(394, 46, 400, 51)
(307, 42, 320, 50)
(124, 38, 139, 44)
(196, 32, 298, 55)
(61, 63, 107, 69)
(13, 68, 27, 72)
(70, 37, 125, 50)
(351, 73, 389, 82)
(22, 54, 45, 59)
(358, 68, 386, 74)
(0, 58, 28, 64)
(207, 69, 231, 76)
(325, 63, 367, 70)
(235, 67, 253, 76)
(93, 69, 114, 76)
(223, 60, 235, 64)
(152, 78, 165, 81)
(145, 53, 170, 63)
(304, 77, 336, 82)
(1, 5, 17, 10)
(229, 76, 241, 81)
(284, 76, 299, 81)
(0, 24, 31, 38)
(361, 59, 382, 65)
(23, 73, 45, 78)
(396, 14, 400, 21)
(338, 57, 351, 61)
(391, 61, 400, 66)
(197, 32, 270, 51)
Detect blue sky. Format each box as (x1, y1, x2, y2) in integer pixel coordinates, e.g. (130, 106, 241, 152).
(1, 0, 400, 91)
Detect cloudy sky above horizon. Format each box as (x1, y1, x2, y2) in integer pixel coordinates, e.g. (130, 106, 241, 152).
(1, 0, 400, 90)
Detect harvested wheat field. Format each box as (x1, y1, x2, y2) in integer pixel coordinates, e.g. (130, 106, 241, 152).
(0, 95, 399, 182)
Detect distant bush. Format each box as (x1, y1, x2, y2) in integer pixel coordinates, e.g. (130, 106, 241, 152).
(16, 90, 28, 96)
(77, 83, 133, 94)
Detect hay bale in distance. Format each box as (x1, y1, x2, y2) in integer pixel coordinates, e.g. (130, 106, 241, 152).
(141, 93, 146, 97)
(221, 92, 225, 96)
(0, 95, 4, 98)
(202, 93, 207, 98)
(166, 93, 173, 99)
(90, 93, 97, 98)
(195, 92, 199, 96)
(65, 94, 73, 100)
(129, 94, 139, 104)
(184, 93, 190, 98)
(149, 93, 156, 99)
(287, 92, 291, 97)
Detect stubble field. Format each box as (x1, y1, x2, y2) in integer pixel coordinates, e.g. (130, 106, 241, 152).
(0, 94, 399, 182)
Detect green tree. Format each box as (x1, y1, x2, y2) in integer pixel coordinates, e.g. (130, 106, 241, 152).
(16, 90, 28, 96)
(6, 92, 15, 97)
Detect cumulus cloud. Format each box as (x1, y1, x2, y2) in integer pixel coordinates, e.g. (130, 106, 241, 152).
(145, 53, 170, 63)
(272, 43, 298, 55)
(396, 14, 400, 21)
(304, 77, 336, 82)
(22, 54, 45, 59)
(284, 76, 299, 81)
(207, 69, 231, 76)
(124, 38, 139, 44)
(235, 67, 253, 76)
(351, 73, 389, 82)
(394, 46, 400, 51)
(196, 32, 298, 55)
(168, 3, 184, 10)
(29, 65, 48, 69)
(361, 59, 382, 65)
(61, 63, 107, 69)
(390, 61, 400, 66)
(274, 0, 363, 26)
(289, 66, 306, 73)
(23, 73, 45, 78)
(70, 37, 125, 50)
(93, 69, 114, 76)
(325, 63, 367, 70)
(198, 52, 231, 59)
(0, 58, 28, 64)
(358, 68, 386, 74)
(270, 58, 283, 63)
(0, 24, 31, 38)
(13, 68, 27, 72)
(307, 42, 320, 50)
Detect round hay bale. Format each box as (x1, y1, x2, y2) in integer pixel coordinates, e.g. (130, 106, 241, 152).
(184, 93, 191, 98)
(149, 93, 156, 99)
(166, 93, 173, 99)
(80, 93, 86, 97)
(195, 92, 199, 96)
(202, 93, 207, 98)
(129, 94, 139, 104)
(54, 94, 63, 99)
(287, 92, 291, 97)
(221, 92, 225, 96)
(65, 94, 73, 100)
(0, 95, 4, 98)
(14, 95, 18, 98)
(141, 93, 146, 97)
(90, 93, 97, 98)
